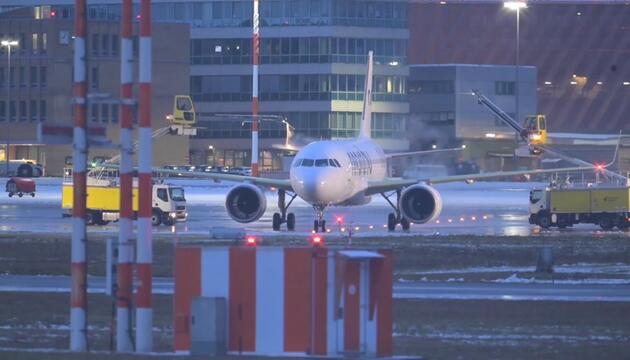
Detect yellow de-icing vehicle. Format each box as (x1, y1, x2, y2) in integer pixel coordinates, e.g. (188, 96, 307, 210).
(529, 186, 630, 230)
(523, 115, 547, 146)
(61, 171, 187, 226)
(168, 95, 196, 126)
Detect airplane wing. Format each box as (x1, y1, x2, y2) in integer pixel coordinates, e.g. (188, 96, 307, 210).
(365, 166, 594, 195)
(103, 164, 294, 191)
(386, 147, 463, 160)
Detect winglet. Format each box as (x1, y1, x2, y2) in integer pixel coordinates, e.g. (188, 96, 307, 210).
(359, 51, 373, 139)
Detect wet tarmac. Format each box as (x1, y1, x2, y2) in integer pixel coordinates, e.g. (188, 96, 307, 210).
(0, 177, 604, 236)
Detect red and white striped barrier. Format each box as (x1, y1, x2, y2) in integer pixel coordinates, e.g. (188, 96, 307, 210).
(137, 0, 153, 352)
(251, 0, 260, 177)
(117, 0, 134, 352)
(70, 0, 88, 351)
(174, 246, 393, 357)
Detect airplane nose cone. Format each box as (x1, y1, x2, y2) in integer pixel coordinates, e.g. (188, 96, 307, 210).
(292, 169, 343, 204)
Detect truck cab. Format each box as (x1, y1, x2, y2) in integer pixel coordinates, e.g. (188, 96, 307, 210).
(152, 184, 187, 226)
(528, 188, 550, 227)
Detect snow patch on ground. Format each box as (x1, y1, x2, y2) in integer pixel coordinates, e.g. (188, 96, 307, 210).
(493, 273, 630, 285)
(399, 263, 630, 276)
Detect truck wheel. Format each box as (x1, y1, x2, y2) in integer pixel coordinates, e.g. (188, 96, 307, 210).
(151, 210, 162, 226)
(538, 215, 551, 229)
(599, 216, 614, 230)
(162, 213, 174, 226)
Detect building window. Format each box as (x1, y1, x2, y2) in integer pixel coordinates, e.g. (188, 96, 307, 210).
(111, 34, 119, 56)
(9, 67, 14, 88)
(91, 67, 99, 89)
(9, 101, 16, 121)
(92, 33, 99, 56)
(0, 67, 4, 88)
(0, 101, 4, 121)
(408, 80, 454, 94)
(40, 66, 47, 87)
(30, 66, 38, 87)
(18, 66, 25, 87)
(111, 104, 119, 123)
(29, 100, 37, 121)
(40, 100, 46, 121)
(41, 33, 47, 53)
(91, 103, 98, 122)
(19, 100, 26, 121)
(101, 33, 109, 56)
(101, 104, 109, 122)
(495, 81, 515, 96)
(31, 33, 38, 54)
(19, 33, 25, 54)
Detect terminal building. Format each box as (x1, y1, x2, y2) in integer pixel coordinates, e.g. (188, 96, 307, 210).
(184, 0, 410, 170)
(2, 0, 409, 173)
(0, 5, 190, 176)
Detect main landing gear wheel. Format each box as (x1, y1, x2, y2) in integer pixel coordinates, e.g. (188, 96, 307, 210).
(287, 213, 296, 231)
(272, 213, 282, 231)
(313, 219, 326, 233)
(273, 190, 298, 231)
(400, 217, 410, 231)
(383, 189, 410, 232)
(387, 213, 396, 231)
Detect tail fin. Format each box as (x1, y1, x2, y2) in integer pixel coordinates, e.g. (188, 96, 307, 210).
(359, 51, 373, 139)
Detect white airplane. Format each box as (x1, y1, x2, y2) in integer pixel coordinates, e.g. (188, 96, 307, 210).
(153, 52, 592, 233)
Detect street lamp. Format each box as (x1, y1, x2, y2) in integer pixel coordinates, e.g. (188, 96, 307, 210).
(1, 39, 18, 175)
(504, 1, 527, 130)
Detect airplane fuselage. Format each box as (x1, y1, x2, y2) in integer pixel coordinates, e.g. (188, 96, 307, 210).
(289, 138, 387, 206)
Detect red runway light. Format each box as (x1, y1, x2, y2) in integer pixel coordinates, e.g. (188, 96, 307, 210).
(336, 216, 343, 224)
(310, 235, 324, 246)
(246, 236, 257, 246)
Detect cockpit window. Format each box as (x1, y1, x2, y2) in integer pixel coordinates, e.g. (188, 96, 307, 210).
(315, 159, 328, 167)
(293, 159, 302, 167)
(333, 159, 341, 167)
(328, 159, 337, 167)
(302, 159, 314, 167)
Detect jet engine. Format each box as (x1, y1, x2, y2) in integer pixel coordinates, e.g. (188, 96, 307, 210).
(225, 184, 267, 223)
(399, 184, 442, 224)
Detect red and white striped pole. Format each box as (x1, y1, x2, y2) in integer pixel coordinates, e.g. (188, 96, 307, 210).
(71, 0, 88, 351)
(136, 0, 153, 352)
(117, 0, 134, 351)
(251, 0, 260, 177)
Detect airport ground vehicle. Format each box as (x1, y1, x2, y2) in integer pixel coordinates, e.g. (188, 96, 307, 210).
(61, 174, 187, 226)
(0, 160, 44, 177)
(5, 177, 36, 197)
(529, 186, 630, 230)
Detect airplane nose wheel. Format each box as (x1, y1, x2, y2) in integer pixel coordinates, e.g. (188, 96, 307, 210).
(313, 205, 327, 233)
(313, 219, 326, 233)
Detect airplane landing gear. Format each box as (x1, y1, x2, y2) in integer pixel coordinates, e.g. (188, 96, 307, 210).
(382, 189, 410, 232)
(272, 189, 297, 231)
(313, 205, 327, 233)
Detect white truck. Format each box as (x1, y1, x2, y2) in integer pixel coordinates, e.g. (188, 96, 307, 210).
(62, 173, 187, 226)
